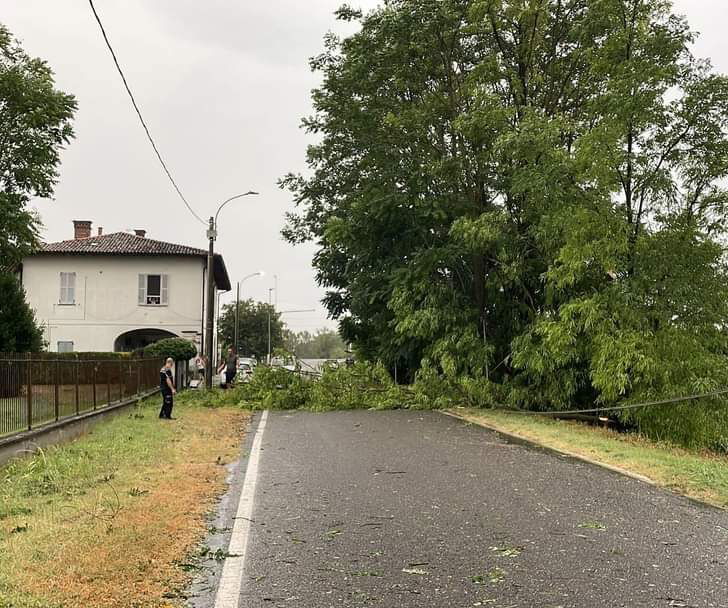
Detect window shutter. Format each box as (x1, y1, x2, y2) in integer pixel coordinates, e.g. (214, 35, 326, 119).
(68, 273, 76, 304)
(161, 274, 169, 305)
(60, 272, 76, 304)
(138, 274, 147, 305)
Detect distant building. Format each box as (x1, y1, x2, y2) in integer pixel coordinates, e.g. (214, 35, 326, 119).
(20, 220, 231, 353)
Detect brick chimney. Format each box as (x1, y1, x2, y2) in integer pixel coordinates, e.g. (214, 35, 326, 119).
(98, 227, 103, 236)
(134, 229, 147, 238)
(73, 220, 92, 240)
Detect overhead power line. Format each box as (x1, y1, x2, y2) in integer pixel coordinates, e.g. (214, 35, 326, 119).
(495, 387, 728, 417)
(87, 0, 207, 226)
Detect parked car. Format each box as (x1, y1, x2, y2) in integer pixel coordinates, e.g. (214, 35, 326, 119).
(239, 356, 257, 369)
(237, 362, 254, 382)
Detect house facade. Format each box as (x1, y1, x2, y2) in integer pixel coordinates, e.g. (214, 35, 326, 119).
(21, 221, 231, 353)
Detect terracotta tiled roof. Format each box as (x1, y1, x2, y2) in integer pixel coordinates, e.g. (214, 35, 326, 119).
(34, 232, 231, 291)
(40, 232, 208, 256)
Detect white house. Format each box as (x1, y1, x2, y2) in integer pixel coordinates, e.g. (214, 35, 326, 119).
(20, 220, 231, 353)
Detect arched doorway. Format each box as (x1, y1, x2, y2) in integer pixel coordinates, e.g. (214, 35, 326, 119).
(114, 328, 177, 352)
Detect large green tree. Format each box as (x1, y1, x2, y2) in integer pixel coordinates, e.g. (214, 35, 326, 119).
(0, 23, 76, 266)
(0, 273, 43, 352)
(283, 0, 728, 422)
(218, 299, 284, 360)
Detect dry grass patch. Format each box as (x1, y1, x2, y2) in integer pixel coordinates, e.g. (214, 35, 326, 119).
(452, 408, 728, 510)
(0, 398, 249, 608)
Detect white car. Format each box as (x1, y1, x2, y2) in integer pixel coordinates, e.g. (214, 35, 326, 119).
(237, 361, 254, 382)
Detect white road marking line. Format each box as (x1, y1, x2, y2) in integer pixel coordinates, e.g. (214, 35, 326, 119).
(214, 409, 269, 608)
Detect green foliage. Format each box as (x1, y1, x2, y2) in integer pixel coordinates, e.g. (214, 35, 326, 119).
(0, 24, 77, 267)
(143, 337, 196, 361)
(217, 299, 283, 359)
(306, 361, 410, 410)
(283, 328, 348, 359)
(184, 362, 423, 412)
(283, 0, 728, 449)
(0, 273, 44, 352)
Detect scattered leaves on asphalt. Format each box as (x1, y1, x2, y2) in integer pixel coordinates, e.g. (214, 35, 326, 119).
(490, 545, 523, 557)
(471, 567, 505, 585)
(402, 567, 428, 575)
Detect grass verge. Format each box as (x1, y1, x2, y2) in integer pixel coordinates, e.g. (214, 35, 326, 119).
(0, 396, 249, 608)
(452, 408, 728, 510)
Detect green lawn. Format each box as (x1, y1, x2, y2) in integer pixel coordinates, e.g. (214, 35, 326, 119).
(0, 396, 248, 608)
(452, 408, 728, 509)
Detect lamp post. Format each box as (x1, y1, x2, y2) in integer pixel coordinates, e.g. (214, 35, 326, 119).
(205, 191, 258, 389)
(267, 287, 275, 365)
(234, 271, 265, 355)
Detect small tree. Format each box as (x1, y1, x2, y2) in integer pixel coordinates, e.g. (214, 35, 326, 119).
(144, 337, 196, 361)
(218, 299, 284, 359)
(0, 273, 44, 352)
(0, 24, 77, 266)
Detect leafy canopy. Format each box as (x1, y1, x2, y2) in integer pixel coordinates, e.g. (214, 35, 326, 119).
(217, 299, 284, 359)
(0, 23, 76, 266)
(283, 0, 728, 431)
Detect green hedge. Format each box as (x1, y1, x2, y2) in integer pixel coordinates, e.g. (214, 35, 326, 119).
(143, 338, 197, 361)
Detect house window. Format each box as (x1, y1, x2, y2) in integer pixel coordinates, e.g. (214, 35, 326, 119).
(59, 272, 76, 304)
(138, 274, 169, 306)
(57, 341, 74, 353)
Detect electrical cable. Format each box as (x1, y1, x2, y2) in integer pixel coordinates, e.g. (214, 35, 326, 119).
(276, 367, 728, 416)
(495, 388, 728, 416)
(87, 0, 207, 226)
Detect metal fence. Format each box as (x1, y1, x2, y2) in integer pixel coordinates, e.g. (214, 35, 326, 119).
(0, 356, 163, 439)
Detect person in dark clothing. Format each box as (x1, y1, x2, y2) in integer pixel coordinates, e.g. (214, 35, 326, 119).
(159, 357, 176, 419)
(218, 347, 238, 388)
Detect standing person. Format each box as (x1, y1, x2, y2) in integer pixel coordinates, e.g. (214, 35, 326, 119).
(218, 347, 238, 388)
(159, 357, 176, 419)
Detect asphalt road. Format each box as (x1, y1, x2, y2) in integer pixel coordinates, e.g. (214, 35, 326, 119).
(196, 410, 728, 608)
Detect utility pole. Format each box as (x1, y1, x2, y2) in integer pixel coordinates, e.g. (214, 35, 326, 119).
(205, 217, 216, 389)
(203, 191, 259, 389)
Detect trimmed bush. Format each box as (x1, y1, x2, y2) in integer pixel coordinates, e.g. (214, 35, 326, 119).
(144, 338, 196, 362)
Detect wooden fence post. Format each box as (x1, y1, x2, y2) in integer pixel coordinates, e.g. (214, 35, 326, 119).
(93, 364, 97, 410)
(107, 361, 111, 405)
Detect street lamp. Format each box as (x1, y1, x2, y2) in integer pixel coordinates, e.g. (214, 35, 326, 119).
(205, 191, 259, 389)
(234, 271, 265, 356)
(267, 287, 275, 365)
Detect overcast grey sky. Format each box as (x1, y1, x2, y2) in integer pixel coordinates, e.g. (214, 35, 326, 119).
(3, 1, 726, 332)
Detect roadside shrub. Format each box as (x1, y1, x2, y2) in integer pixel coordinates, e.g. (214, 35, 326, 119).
(144, 338, 196, 362)
(619, 399, 728, 453)
(241, 366, 312, 410)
